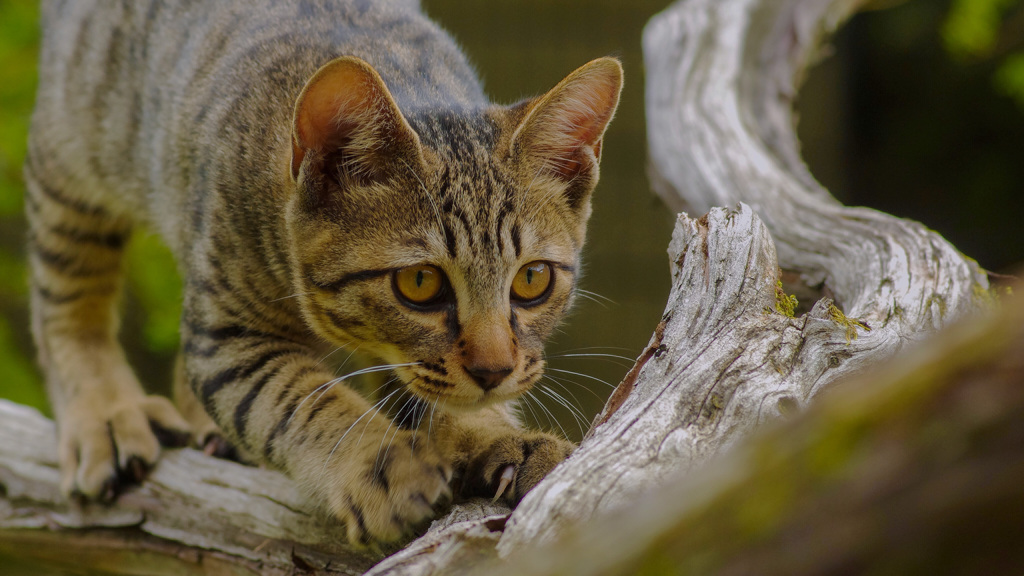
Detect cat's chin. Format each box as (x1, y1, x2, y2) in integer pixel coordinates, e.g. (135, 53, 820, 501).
(409, 389, 519, 414)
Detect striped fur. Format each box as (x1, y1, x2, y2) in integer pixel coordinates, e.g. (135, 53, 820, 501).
(27, 0, 621, 543)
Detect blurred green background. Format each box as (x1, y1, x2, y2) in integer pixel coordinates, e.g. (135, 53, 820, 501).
(0, 0, 1022, 441)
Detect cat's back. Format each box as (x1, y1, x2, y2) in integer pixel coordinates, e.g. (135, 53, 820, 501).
(30, 0, 485, 229)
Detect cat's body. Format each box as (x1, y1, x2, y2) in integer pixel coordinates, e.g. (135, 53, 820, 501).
(27, 0, 621, 543)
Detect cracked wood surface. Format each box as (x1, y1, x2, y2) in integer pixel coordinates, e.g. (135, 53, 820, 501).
(483, 283, 1024, 576)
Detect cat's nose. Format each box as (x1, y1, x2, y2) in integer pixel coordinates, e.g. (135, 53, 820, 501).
(465, 366, 513, 391)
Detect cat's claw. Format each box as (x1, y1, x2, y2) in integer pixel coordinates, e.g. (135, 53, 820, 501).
(201, 433, 242, 462)
(493, 465, 516, 502)
(468, 432, 574, 505)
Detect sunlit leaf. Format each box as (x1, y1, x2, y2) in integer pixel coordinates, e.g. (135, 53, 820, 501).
(942, 0, 1019, 58)
(994, 51, 1024, 108)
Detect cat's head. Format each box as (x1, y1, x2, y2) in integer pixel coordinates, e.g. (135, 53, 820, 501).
(286, 56, 621, 409)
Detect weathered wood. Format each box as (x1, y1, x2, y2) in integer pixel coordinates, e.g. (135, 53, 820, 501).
(361, 503, 508, 576)
(482, 284, 1024, 576)
(0, 398, 516, 575)
(0, 399, 376, 575)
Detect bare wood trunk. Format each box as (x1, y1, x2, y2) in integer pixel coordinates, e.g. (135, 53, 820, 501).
(0, 0, 1003, 574)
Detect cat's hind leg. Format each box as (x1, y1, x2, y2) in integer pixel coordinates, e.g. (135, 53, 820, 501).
(24, 165, 191, 501)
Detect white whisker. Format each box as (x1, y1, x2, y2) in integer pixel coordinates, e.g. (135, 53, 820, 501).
(518, 391, 546, 431)
(527, 389, 570, 440)
(270, 291, 312, 303)
(543, 373, 606, 403)
(287, 361, 420, 429)
(536, 384, 586, 438)
(552, 345, 633, 353)
(411, 395, 430, 451)
(318, 344, 354, 368)
(575, 288, 616, 306)
(319, 387, 402, 482)
(427, 393, 446, 443)
(574, 291, 609, 308)
(546, 367, 616, 388)
(546, 352, 635, 369)
(376, 394, 414, 477)
(543, 375, 595, 407)
(548, 352, 635, 362)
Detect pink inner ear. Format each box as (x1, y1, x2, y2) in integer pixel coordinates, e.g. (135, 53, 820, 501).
(533, 74, 620, 180)
(564, 86, 618, 146)
(292, 61, 377, 179)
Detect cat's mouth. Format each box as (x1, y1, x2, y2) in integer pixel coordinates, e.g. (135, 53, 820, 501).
(398, 362, 544, 409)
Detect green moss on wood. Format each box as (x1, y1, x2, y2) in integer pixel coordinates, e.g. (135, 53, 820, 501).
(827, 303, 871, 343)
(774, 281, 798, 318)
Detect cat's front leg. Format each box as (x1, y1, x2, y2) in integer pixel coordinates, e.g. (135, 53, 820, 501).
(183, 321, 451, 543)
(434, 405, 575, 505)
(25, 169, 192, 501)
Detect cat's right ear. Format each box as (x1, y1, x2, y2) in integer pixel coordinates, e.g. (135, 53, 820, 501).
(291, 56, 424, 184)
(507, 57, 622, 210)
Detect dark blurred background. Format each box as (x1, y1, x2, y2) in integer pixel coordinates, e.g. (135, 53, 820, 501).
(0, 0, 1021, 442)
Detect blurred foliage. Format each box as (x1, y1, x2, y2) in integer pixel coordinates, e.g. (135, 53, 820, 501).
(0, 0, 42, 411)
(994, 51, 1024, 102)
(0, 0, 182, 411)
(0, 0, 37, 215)
(942, 0, 1024, 108)
(801, 0, 1024, 274)
(943, 0, 1017, 56)
(125, 232, 183, 356)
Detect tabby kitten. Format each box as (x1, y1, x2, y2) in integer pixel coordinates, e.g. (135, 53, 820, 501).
(26, 0, 621, 544)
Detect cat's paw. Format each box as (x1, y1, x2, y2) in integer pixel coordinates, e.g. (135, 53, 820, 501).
(466, 431, 575, 505)
(323, 430, 453, 545)
(58, 393, 191, 502)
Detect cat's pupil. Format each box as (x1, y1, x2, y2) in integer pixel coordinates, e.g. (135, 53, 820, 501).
(525, 269, 533, 284)
(416, 270, 424, 287)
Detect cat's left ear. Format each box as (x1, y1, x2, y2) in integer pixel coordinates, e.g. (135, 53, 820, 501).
(509, 57, 623, 198)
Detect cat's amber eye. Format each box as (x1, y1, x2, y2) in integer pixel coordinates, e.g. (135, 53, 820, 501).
(394, 265, 444, 306)
(511, 261, 552, 303)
